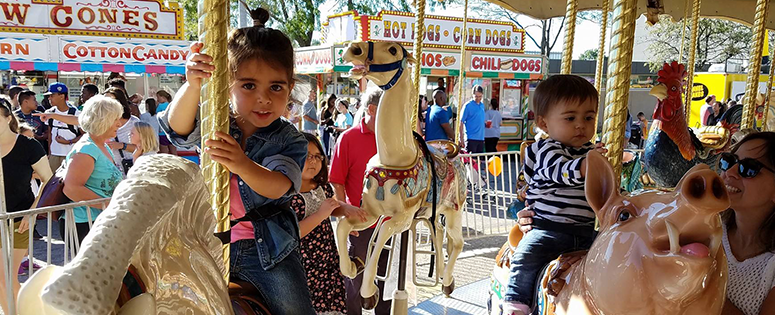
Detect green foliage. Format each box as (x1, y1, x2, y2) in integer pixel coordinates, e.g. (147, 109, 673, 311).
(579, 48, 598, 60)
(645, 16, 752, 72)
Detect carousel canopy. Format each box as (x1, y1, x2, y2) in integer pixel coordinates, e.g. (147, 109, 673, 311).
(485, 0, 775, 30)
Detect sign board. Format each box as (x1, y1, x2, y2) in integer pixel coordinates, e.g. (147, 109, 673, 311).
(0, 0, 184, 40)
(0, 34, 48, 61)
(366, 11, 524, 53)
(469, 53, 543, 74)
(295, 46, 333, 74)
(417, 50, 460, 70)
(59, 37, 189, 66)
(323, 11, 359, 45)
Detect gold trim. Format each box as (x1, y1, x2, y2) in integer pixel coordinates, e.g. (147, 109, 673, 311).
(455, 0, 469, 144)
(684, 0, 701, 122)
(743, 0, 770, 129)
(561, 0, 577, 74)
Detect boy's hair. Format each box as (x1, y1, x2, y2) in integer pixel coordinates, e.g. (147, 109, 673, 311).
(17, 90, 36, 105)
(145, 98, 158, 116)
(82, 83, 99, 96)
(532, 75, 598, 117)
(637, 112, 645, 118)
(302, 132, 329, 186)
(228, 6, 294, 84)
(133, 121, 160, 154)
(472, 85, 484, 95)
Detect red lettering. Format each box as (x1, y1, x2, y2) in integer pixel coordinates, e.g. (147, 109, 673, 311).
(146, 48, 158, 60)
(453, 27, 461, 43)
(63, 43, 76, 59)
(434, 54, 442, 67)
(132, 46, 145, 61)
(76, 46, 88, 57)
(170, 49, 180, 60)
(391, 22, 400, 39)
(123, 10, 139, 26)
(14, 43, 28, 55)
(98, 8, 117, 24)
(77, 7, 95, 24)
(520, 59, 527, 71)
(472, 56, 480, 70)
(107, 47, 119, 58)
(0, 43, 10, 55)
(119, 47, 131, 59)
(180, 50, 189, 60)
(535, 60, 542, 72)
(400, 22, 407, 39)
(0, 3, 30, 24)
(158, 49, 169, 60)
(51, 6, 72, 28)
(383, 21, 391, 38)
(143, 12, 158, 31)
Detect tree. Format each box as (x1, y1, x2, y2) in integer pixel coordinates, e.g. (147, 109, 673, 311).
(180, 0, 323, 47)
(579, 49, 598, 60)
(645, 16, 752, 72)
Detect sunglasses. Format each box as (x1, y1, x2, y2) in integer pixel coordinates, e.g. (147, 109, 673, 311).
(718, 152, 775, 178)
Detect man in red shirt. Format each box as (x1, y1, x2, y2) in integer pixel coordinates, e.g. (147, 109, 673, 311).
(329, 87, 392, 315)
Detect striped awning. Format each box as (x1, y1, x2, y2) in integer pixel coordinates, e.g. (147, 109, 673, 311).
(0, 61, 185, 74)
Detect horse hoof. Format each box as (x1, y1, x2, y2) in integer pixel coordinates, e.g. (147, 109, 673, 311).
(361, 291, 380, 310)
(442, 279, 455, 297)
(352, 256, 366, 275)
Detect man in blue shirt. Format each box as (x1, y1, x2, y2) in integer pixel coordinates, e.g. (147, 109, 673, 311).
(426, 90, 454, 141)
(302, 90, 319, 134)
(459, 85, 486, 153)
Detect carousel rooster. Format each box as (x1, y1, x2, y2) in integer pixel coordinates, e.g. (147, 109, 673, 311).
(643, 61, 730, 188)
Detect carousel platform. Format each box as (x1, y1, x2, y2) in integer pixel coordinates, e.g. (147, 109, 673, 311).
(409, 278, 490, 315)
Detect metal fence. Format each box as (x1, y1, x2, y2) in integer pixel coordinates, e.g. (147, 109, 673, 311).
(0, 198, 108, 314)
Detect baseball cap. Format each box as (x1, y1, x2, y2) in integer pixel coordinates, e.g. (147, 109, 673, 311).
(43, 82, 68, 96)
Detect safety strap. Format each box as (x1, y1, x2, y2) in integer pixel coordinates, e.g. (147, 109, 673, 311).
(412, 131, 439, 277)
(213, 201, 291, 245)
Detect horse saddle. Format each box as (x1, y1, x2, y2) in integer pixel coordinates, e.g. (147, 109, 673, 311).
(229, 280, 272, 315)
(426, 140, 461, 159)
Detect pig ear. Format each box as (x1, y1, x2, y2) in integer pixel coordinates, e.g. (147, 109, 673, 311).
(585, 150, 619, 215)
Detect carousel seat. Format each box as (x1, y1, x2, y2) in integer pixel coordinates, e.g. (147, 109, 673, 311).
(426, 140, 461, 158)
(229, 280, 261, 296)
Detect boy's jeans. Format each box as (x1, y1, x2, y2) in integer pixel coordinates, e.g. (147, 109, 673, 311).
(503, 228, 595, 306)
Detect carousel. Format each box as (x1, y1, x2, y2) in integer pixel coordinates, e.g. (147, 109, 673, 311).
(3, 0, 774, 313)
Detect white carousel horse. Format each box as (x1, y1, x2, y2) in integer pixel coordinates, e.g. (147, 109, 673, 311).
(17, 155, 232, 315)
(335, 41, 467, 309)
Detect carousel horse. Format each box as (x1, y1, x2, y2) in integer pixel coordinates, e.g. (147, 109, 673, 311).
(17, 155, 253, 315)
(335, 41, 467, 309)
(490, 151, 728, 315)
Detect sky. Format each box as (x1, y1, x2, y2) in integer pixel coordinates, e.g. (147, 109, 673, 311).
(315, 0, 616, 59)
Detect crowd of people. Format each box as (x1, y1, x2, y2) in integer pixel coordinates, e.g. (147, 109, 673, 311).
(0, 6, 773, 315)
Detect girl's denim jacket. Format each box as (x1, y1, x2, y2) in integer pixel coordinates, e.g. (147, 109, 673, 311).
(159, 110, 308, 270)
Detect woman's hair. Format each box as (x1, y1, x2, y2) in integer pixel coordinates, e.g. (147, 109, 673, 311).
(132, 121, 159, 154)
(79, 95, 123, 135)
(302, 132, 329, 186)
(104, 87, 131, 119)
(156, 90, 172, 103)
(490, 98, 499, 110)
(18, 122, 34, 137)
(721, 131, 775, 252)
(417, 95, 427, 122)
(327, 94, 337, 108)
(145, 98, 158, 116)
(0, 95, 19, 133)
(228, 6, 294, 85)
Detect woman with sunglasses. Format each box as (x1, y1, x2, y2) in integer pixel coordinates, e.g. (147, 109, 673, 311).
(719, 131, 775, 315)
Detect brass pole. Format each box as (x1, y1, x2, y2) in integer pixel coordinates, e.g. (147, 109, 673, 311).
(743, 0, 770, 129)
(602, 0, 639, 184)
(679, 0, 690, 63)
(561, 0, 578, 74)
(593, 0, 611, 141)
(764, 31, 774, 131)
(412, 0, 427, 134)
(455, 0, 469, 144)
(198, 0, 230, 280)
(684, 0, 701, 124)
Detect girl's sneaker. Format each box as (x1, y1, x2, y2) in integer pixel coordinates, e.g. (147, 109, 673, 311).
(18, 257, 42, 275)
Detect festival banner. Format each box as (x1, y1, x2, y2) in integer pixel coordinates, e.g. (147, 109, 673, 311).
(295, 46, 333, 74)
(0, 0, 184, 40)
(59, 37, 189, 66)
(365, 11, 524, 53)
(0, 34, 48, 62)
(322, 11, 360, 45)
(469, 53, 543, 74)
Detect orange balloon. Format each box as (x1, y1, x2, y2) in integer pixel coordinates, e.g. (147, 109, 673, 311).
(488, 156, 503, 176)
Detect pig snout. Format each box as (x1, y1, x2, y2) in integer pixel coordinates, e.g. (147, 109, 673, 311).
(679, 168, 730, 214)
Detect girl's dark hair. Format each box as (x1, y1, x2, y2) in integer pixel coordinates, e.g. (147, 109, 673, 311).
(0, 96, 19, 133)
(302, 132, 329, 186)
(156, 90, 172, 103)
(228, 6, 294, 85)
(327, 94, 337, 107)
(104, 87, 131, 119)
(146, 98, 158, 116)
(721, 131, 775, 252)
(417, 95, 427, 122)
(491, 98, 499, 110)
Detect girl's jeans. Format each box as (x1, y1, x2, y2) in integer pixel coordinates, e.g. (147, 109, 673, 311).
(230, 239, 316, 314)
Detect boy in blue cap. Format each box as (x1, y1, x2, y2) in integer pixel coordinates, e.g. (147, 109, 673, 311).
(43, 82, 82, 172)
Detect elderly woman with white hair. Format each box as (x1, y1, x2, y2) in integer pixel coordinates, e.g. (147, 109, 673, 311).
(61, 95, 124, 245)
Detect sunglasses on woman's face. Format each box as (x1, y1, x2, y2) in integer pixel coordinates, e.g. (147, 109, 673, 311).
(719, 152, 775, 178)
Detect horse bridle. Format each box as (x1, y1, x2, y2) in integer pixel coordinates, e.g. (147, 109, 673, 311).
(365, 41, 408, 90)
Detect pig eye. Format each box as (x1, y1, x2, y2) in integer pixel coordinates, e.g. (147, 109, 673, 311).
(618, 211, 631, 222)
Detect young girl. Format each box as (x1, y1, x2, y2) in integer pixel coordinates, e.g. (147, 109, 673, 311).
(129, 121, 159, 161)
(332, 98, 353, 131)
(293, 132, 347, 314)
(160, 7, 316, 314)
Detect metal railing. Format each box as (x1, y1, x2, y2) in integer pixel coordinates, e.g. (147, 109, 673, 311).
(0, 198, 109, 314)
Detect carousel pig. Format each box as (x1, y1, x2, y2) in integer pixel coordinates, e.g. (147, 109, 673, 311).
(527, 151, 729, 315)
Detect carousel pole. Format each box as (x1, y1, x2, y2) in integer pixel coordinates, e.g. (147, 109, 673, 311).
(601, 0, 639, 184)
(560, 0, 578, 74)
(455, 0, 469, 145)
(742, 0, 770, 129)
(198, 0, 231, 281)
(411, 0, 427, 134)
(765, 32, 774, 131)
(684, 0, 701, 124)
(592, 0, 610, 141)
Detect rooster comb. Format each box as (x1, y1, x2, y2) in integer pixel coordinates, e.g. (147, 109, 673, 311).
(657, 61, 687, 85)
